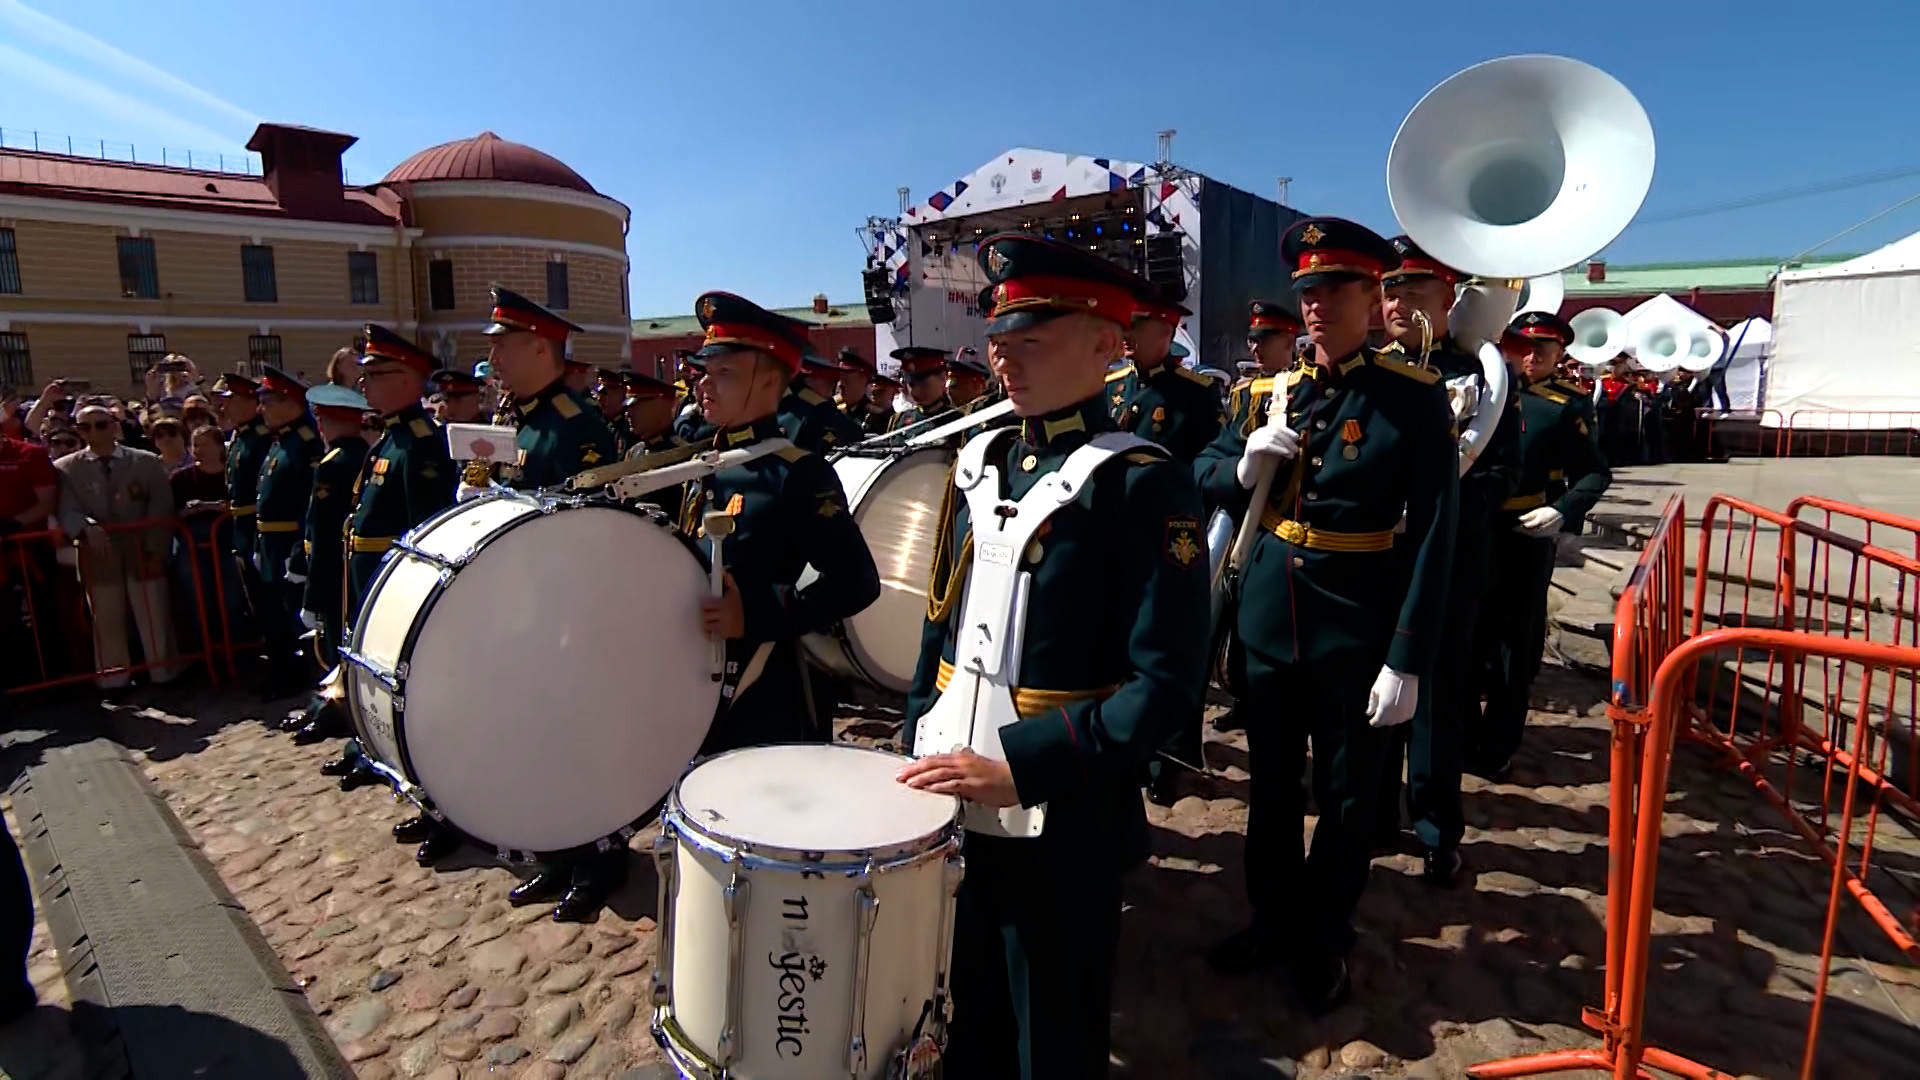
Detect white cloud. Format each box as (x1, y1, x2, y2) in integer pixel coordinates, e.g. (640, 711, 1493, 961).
(0, 40, 242, 155)
(0, 0, 258, 130)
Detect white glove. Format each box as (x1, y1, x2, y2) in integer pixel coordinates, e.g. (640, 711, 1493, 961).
(1366, 666, 1419, 728)
(1235, 418, 1301, 489)
(1517, 506, 1565, 536)
(299, 609, 320, 631)
(455, 482, 492, 503)
(252, 551, 264, 573)
(285, 569, 307, 585)
(1445, 374, 1479, 423)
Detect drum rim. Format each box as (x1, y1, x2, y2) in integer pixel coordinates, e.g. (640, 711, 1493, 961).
(817, 446, 951, 694)
(665, 743, 962, 872)
(348, 493, 706, 858)
(651, 1014, 722, 1080)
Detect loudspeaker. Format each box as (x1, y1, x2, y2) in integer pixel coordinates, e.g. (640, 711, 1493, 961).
(1144, 233, 1187, 300)
(863, 267, 896, 325)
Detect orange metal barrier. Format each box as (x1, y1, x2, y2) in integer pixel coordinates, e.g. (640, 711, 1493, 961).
(1474, 497, 1920, 1079)
(1778, 412, 1920, 458)
(1, 512, 238, 696)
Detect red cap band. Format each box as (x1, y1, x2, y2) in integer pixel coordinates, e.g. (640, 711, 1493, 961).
(1292, 249, 1385, 281)
(991, 274, 1136, 327)
(491, 304, 575, 344)
(703, 321, 802, 372)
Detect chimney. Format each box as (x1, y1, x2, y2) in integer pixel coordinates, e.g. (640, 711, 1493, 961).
(245, 123, 358, 211)
(1586, 259, 1607, 283)
(812, 293, 830, 315)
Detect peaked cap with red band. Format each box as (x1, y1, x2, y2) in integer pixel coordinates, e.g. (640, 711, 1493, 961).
(1247, 299, 1303, 340)
(1131, 284, 1191, 328)
(1506, 310, 1575, 347)
(484, 286, 581, 344)
(620, 370, 677, 405)
(836, 346, 875, 373)
(946, 348, 990, 378)
(890, 346, 949, 380)
(1283, 216, 1400, 291)
(210, 372, 259, 397)
(431, 369, 482, 395)
(977, 233, 1146, 335)
(257, 366, 308, 404)
(1382, 235, 1462, 288)
(358, 323, 436, 377)
(691, 290, 813, 373)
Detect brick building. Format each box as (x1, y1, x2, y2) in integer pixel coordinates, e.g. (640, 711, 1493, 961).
(629, 294, 871, 380)
(0, 124, 629, 394)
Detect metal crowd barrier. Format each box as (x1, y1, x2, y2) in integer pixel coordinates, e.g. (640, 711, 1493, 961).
(1, 510, 255, 697)
(1473, 493, 1920, 1079)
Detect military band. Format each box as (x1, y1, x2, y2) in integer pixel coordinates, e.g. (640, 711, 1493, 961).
(248, 215, 1605, 1062)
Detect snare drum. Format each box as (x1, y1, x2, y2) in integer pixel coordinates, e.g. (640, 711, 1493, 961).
(800, 447, 952, 693)
(652, 744, 963, 1080)
(342, 490, 717, 860)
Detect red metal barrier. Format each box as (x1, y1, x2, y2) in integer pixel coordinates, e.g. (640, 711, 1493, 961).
(2, 512, 235, 696)
(1475, 495, 1920, 1079)
(1779, 412, 1920, 458)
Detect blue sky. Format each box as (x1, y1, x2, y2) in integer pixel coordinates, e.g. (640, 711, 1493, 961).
(3, 0, 1914, 316)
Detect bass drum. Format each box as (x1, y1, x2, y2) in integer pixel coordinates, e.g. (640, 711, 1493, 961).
(800, 447, 952, 694)
(342, 491, 717, 860)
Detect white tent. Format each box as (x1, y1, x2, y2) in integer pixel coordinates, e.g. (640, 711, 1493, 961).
(1767, 231, 1920, 428)
(1721, 316, 1770, 412)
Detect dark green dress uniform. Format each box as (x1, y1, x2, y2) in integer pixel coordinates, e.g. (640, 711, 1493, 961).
(1195, 219, 1457, 991)
(1370, 238, 1524, 875)
(679, 291, 881, 751)
(501, 379, 616, 490)
(904, 236, 1210, 1079)
(1472, 313, 1611, 776)
(221, 396, 272, 559)
(301, 429, 369, 657)
(252, 370, 325, 677)
(886, 347, 954, 433)
(1109, 307, 1224, 464)
(777, 382, 864, 454)
(344, 325, 457, 626)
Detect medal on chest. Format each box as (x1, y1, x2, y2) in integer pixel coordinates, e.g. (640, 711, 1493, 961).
(1341, 418, 1363, 460)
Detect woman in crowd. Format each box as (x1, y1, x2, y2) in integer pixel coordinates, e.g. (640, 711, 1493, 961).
(170, 424, 248, 656)
(150, 416, 190, 473)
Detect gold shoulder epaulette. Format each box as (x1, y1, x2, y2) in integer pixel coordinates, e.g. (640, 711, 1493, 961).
(553, 394, 582, 419)
(1528, 383, 1569, 404)
(320, 447, 343, 465)
(1104, 365, 1135, 384)
(1372, 352, 1441, 385)
(798, 388, 827, 406)
(1122, 449, 1168, 465)
(409, 417, 434, 438)
(297, 424, 318, 441)
(776, 445, 810, 462)
(1254, 375, 1281, 396)
(1173, 365, 1212, 387)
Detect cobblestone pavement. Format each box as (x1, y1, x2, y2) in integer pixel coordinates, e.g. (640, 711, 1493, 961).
(8, 661, 1920, 1078)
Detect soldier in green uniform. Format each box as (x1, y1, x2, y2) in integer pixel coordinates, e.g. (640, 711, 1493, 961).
(868, 373, 901, 430)
(464, 287, 622, 919)
(463, 287, 618, 498)
(1197, 218, 1458, 1010)
(290, 385, 373, 746)
(1109, 291, 1225, 463)
(619, 370, 688, 514)
(343, 327, 458, 852)
(430, 369, 485, 425)
(1372, 236, 1523, 884)
(778, 351, 865, 454)
(897, 235, 1209, 1078)
(1109, 291, 1228, 801)
(678, 290, 880, 752)
(249, 368, 325, 698)
(944, 347, 990, 410)
(562, 356, 595, 398)
(593, 367, 631, 454)
(886, 347, 953, 432)
(1470, 311, 1611, 780)
(213, 373, 279, 694)
(833, 347, 889, 437)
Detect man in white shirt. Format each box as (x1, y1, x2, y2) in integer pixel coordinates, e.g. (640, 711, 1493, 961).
(54, 405, 178, 689)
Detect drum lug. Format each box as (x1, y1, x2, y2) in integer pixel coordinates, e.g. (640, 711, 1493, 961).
(845, 875, 881, 1079)
(649, 828, 678, 1010)
(718, 871, 750, 1068)
(931, 850, 964, 1037)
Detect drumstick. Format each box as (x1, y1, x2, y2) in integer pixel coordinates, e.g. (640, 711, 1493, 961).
(703, 511, 735, 679)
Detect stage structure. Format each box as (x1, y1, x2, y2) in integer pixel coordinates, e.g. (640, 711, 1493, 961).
(860, 147, 1299, 374)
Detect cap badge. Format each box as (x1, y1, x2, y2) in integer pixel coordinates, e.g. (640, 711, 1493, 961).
(698, 297, 717, 320)
(986, 246, 1010, 277)
(1300, 224, 1325, 246)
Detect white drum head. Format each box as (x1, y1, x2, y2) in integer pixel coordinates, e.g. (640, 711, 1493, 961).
(402, 505, 716, 853)
(842, 449, 951, 692)
(677, 745, 957, 860)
